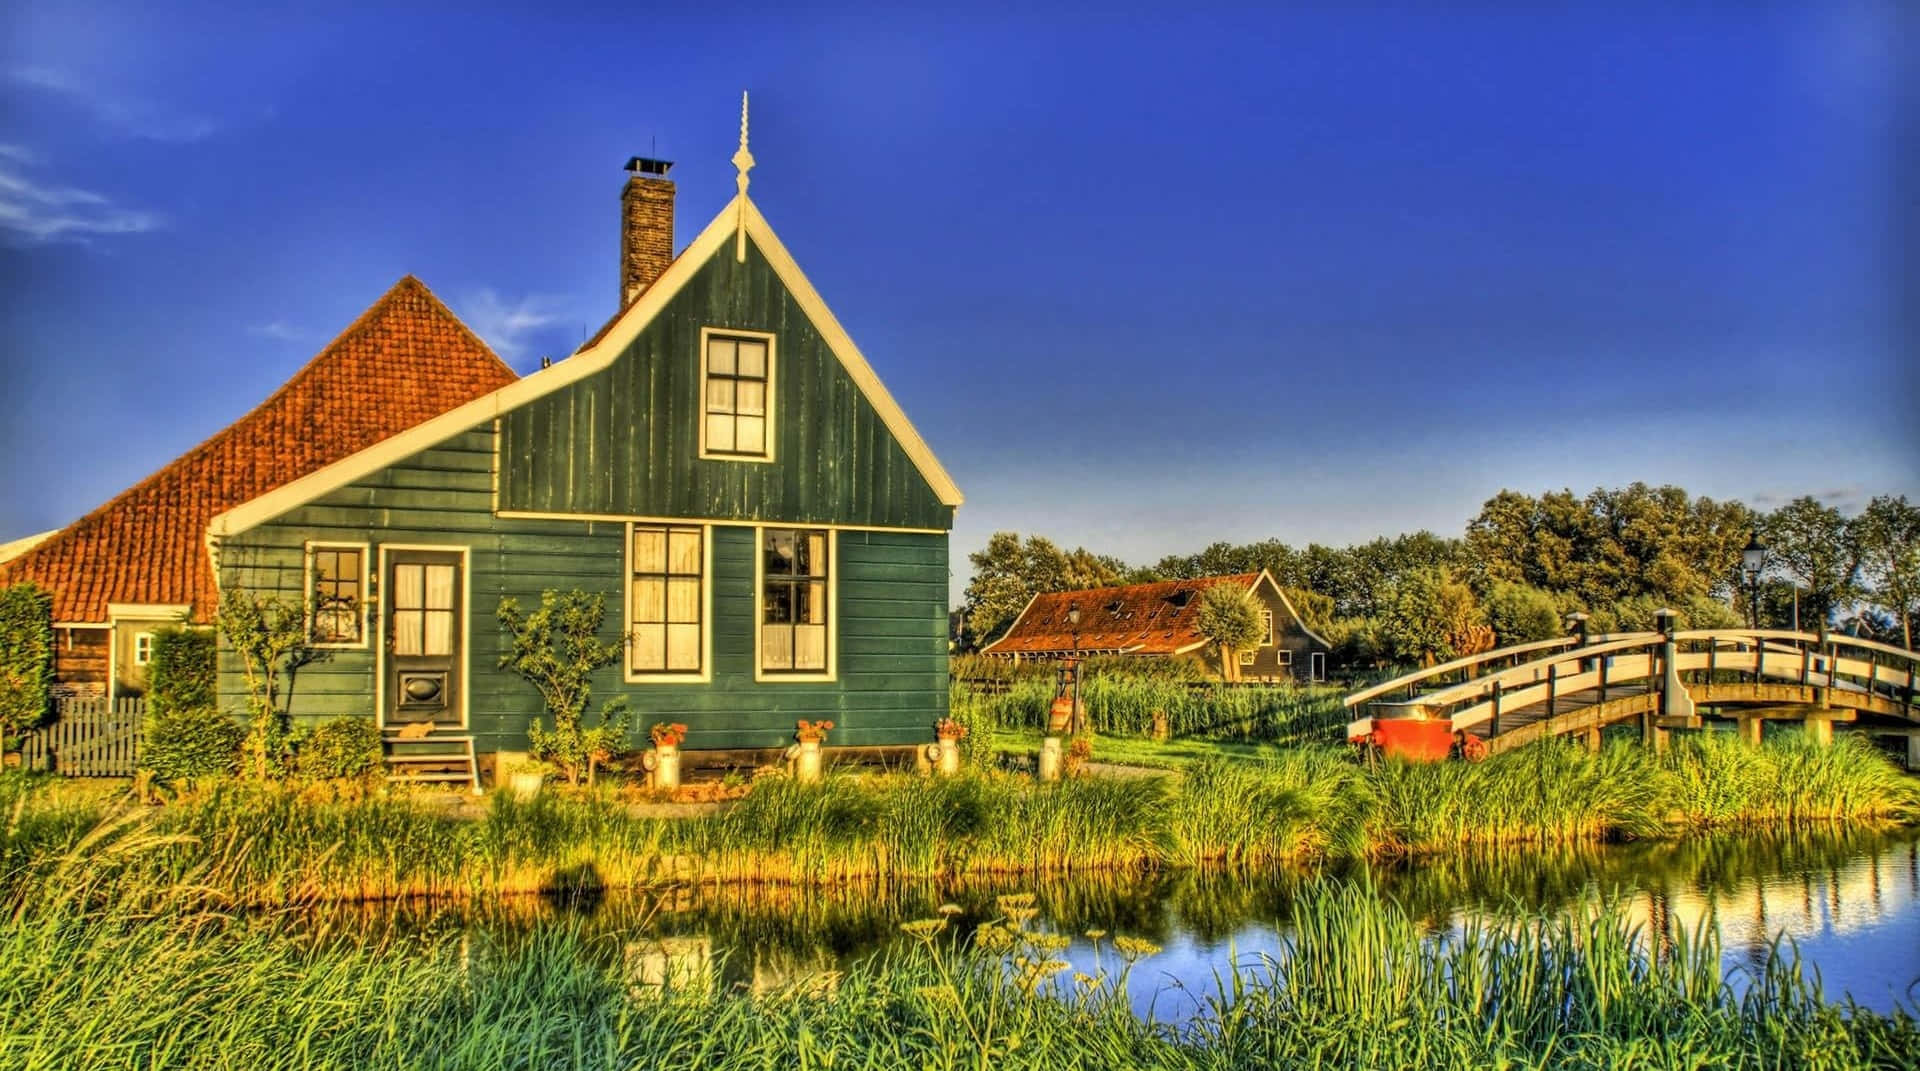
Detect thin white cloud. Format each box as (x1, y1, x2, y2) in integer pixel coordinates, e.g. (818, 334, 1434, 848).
(459, 289, 566, 361)
(249, 321, 307, 342)
(0, 158, 161, 243)
(9, 66, 215, 143)
(0, 144, 38, 164)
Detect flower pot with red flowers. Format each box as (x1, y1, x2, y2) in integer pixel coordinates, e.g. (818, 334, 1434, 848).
(644, 722, 688, 790)
(792, 720, 833, 783)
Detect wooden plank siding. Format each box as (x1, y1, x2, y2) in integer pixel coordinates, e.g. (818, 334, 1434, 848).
(496, 239, 953, 532)
(216, 427, 950, 752)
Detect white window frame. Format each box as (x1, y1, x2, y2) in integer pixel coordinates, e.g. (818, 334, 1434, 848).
(1310, 651, 1326, 681)
(624, 522, 713, 684)
(305, 541, 371, 649)
(1238, 648, 1255, 666)
(1259, 609, 1274, 647)
(132, 632, 154, 666)
(1276, 649, 1294, 666)
(754, 526, 836, 682)
(696, 327, 778, 463)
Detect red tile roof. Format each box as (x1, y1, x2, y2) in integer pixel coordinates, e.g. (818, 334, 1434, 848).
(0, 276, 518, 623)
(981, 574, 1261, 656)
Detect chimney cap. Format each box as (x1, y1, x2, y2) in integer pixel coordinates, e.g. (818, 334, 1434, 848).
(625, 157, 674, 176)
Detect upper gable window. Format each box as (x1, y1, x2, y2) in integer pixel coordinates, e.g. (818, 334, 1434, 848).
(700, 329, 775, 461)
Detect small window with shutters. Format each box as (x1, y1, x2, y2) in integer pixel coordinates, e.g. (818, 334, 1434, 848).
(629, 524, 706, 678)
(699, 329, 775, 461)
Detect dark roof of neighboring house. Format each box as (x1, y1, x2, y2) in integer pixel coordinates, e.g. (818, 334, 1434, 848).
(982, 574, 1266, 657)
(0, 276, 518, 623)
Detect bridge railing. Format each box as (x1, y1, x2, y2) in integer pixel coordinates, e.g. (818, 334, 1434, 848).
(1346, 629, 1919, 740)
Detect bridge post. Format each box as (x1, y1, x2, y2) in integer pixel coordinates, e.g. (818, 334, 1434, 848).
(1545, 663, 1557, 721)
(1582, 725, 1602, 753)
(1641, 711, 1669, 752)
(1804, 714, 1833, 747)
(1489, 680, 1502, 737)
(1909, 734, 1919, 773)
(1737, 714, 1763, 746)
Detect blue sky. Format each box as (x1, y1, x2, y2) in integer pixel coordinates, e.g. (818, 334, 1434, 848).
(2, 3, 1913, 603)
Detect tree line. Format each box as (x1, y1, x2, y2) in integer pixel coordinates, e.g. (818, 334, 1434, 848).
(960, 484, 1920, 667)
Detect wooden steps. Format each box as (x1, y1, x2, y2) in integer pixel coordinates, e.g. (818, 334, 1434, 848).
(383, 723, 480, 793)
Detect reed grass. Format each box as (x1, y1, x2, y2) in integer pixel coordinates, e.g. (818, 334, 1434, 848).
(2, 859, 1914, 1070)
(2, 728, 1914, 907)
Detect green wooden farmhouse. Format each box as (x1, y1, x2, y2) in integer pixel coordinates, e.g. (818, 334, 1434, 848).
(206, 126, 962, 762)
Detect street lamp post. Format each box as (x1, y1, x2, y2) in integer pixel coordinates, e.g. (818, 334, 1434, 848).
(1741, 535, 1767, 631)
(1066, 603, 1082, 735)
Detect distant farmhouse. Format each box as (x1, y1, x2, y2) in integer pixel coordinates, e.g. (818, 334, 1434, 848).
(5, 111, 962, 760)
(982, 572, 1330, 682)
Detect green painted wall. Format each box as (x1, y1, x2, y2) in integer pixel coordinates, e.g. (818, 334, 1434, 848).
(218, 427, 950, 751)
(496, 236, 954, 531)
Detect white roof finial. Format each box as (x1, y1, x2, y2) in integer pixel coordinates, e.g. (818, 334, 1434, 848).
(732, 91, 755, 197)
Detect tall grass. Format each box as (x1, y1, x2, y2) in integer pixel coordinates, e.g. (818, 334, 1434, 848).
(2, 858, 1914, 1070)
(3, 730, 1914, 906)
(950, 675, 1349, 744)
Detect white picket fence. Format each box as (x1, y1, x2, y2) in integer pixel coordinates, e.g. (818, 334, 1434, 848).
(18, 697, 146, 777)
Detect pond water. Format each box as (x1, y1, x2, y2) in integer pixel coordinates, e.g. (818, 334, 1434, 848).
(330, 827, 1920, 1018)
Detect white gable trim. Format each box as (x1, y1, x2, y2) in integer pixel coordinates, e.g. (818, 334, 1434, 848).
(208, 193, 960, 540)
(1253, 569, 1333, 650)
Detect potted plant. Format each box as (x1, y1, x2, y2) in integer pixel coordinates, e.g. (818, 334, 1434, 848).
(932, 717, 966, 776)
(792, 719, 833, 783)
(644, 721, 689, 790)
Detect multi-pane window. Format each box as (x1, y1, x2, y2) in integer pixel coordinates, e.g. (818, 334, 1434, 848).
(1259, 609, 1274, 647)
(311, 547, 365, 644)
(631, 525, 704, 674)
(391, 562, 456, 656)
(762, 528, 829, 673)
(1238, 648, 1255, 666)
(703, 334, 770, 457)
(133, 632, 154, 666)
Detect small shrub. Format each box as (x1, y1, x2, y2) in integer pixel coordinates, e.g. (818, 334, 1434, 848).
(296, 718, 383, 781)
(0, 582, 54, 747)
(142, 706, 246, 784)
(146, 627, 215, 716)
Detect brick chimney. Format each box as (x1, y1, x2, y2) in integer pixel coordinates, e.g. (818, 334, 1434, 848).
(621, 157, 675, 306)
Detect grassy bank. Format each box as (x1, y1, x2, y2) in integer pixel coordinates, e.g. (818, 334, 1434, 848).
(2, 867, 1913, 1070)
(3, 731, 1914, 906)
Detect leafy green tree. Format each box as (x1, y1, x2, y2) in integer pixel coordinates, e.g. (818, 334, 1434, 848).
(1378, 567, 1484, 666)
(497, 590, 629, 785)
(1850, 495, 1920, 648)
(962, 532, 1127, 645)
(1194, 583, 1263, 682)
(217, 588, 313, 779)
(1759, 496, 1858, 629)
(0, 582, 53, 749)
(1483, 581, 1563, 646)
(1280, 586, 1336, 636)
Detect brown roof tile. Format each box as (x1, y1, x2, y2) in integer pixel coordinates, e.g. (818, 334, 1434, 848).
(982, 574, 1260, 656)
(0, 276, 518, 623)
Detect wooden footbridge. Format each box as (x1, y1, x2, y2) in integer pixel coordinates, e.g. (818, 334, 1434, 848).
(1345, 628, 1920, 760)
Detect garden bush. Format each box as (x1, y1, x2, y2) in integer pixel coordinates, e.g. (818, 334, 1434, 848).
(295, 717, 384, 781)
(146, 626, 215, 716)
(142, 706, 245, 784)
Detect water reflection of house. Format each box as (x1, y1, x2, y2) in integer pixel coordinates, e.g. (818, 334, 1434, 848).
(625, 936, 715, 997)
